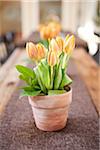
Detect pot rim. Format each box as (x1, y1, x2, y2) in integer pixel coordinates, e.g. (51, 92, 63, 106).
(29, 86, 72, 99)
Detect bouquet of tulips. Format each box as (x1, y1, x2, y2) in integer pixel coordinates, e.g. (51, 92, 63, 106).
(16, 35, 75, 96)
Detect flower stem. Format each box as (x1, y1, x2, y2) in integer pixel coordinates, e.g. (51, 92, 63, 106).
(50, 66, 54, 89)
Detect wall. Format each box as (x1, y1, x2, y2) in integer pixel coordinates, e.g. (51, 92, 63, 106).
(0, 1, 21, 35)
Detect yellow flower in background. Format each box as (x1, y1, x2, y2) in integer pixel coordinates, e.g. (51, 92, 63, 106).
(48, 22, 61, 38)
(47, 50, 57, 67)
(40, 26, 51, 40)
(64, 35, 75, 55)
(39, 21, 61, 40)
(26, 42, 38, 61)
(26, 42, 46, 62)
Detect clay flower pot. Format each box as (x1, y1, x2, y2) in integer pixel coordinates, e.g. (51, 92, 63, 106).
(28, 88, 72, 131)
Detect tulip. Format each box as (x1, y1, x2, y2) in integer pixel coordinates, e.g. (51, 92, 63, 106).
(49, 38, 62, 56)
(26, 42, 38, 61)
(36, 43, 46, 61)
(64, 35, 75, 55)
(40, 26, 51, 39)
(39, 22, 61, 40)
(47, 50, 57, 89)
(26, 42, 46, 62)
(47, 50, 57, 67)
(49, 22, 61, 35)
(49, 39, 59, 52)
(56, 36, 64, 52)
(50, 28, 57, 38)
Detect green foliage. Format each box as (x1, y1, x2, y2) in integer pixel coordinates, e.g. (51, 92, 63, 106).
(34, 67, 47, 94)
(38, 59, 50, 89)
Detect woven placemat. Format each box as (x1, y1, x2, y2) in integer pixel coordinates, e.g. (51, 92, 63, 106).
(0, 60, 99, 150)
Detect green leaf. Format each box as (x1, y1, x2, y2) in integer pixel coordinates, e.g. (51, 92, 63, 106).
(59, 74, 72, 89)
(22, 86, 34, 91)
(20, 90, 41, 97)
(16, 65, 36, 78)
(48, 90, 66, 95)
(19, 74, 28, 82)
(34, 67, 47, 94)
(38, 60, 50, 89)
(21, 84, 41, 91)
(19, 74, 32, 85)
(31, 78, 38, 86)
(54, 63, 62, 90)
(34, 85, 41, 90)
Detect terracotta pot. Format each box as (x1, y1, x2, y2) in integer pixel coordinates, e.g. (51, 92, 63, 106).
(28, 88, 72, 131)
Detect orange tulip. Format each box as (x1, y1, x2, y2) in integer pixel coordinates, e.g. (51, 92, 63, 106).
(64, 35, 75, 55)
(56, 36, 64, 52)
(26, 42, 38, 61)
(49, 39, 59, 51)
(40, 26, 51, 40)
(48, 50, 57, 67)
(26, 42, 46, 62)
(36, 43, 47, 61)
(49, 38, 62, 56)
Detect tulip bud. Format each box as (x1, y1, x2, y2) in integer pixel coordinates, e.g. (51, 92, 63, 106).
(64, 35, 75, 55)
(48, 50, 57, 67)
(26, 42, 38, 61)
(49, 38, 62, 57)
(56, 36, 64, 52)
(36, 43, 46, 61)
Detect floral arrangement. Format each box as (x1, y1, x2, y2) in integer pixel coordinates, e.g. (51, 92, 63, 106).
(39, 21, 61, 40)
(16, 35, 75, 97)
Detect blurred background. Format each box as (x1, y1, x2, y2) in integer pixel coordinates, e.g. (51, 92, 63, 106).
(0, 0, 99, 65)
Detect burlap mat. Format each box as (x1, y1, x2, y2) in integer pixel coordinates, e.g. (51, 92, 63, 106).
(0, 60, 98, 150)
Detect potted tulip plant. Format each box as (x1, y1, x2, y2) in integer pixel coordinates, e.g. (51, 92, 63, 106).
(16, 34, 75, 131)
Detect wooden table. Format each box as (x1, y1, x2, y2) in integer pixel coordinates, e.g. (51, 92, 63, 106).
(0, 48, 99, 116)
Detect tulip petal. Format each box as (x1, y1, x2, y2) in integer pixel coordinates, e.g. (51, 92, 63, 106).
(49, 39, 59, 53)
(64, 35, 75, 54)
(36, 43, 46, 61)
(48, 50, 57, 67)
